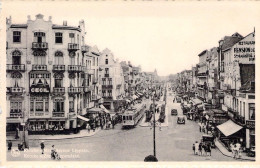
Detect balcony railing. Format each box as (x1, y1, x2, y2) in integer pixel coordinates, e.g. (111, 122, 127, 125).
(52, 112, 65, 117)
(68, 87, 84, 94)
(103, 96, 113, 100)
(32, 64, 47, 71)
(81, 45, 89, 53)
(10, 109, 23, 118)
(53, 87, 65, 94)
(7, 87, 24, 94)
(104, 74, 109, 77)
(6, 64, 25, 72)
(32, 42, 48, 50)
(68, 43, 79, 51)
(53, 65, 65, 72)
(102, 85, 113, 89)
(68, 65, 82, 72)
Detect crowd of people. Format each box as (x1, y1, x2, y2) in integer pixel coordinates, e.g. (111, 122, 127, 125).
(193, 141, 212, 157)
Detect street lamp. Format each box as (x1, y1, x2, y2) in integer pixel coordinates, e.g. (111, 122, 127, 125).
(152, 89, 156, 157)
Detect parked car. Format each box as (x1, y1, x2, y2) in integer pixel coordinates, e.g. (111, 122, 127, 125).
(171, 109, 178, 116)
(177, 116, 185, 124)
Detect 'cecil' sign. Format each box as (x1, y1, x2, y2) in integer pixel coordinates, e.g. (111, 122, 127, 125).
(30, 87, 50, 93)
(232, 33, 255, 63)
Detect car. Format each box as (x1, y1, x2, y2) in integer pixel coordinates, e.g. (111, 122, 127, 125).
(177, 116, 185, 124)
(171, 109, 178, 116)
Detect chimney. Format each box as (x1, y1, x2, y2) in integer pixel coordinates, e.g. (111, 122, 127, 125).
(63, 21, 67, 26)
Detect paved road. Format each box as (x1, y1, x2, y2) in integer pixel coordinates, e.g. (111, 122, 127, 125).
(7, 92, 240, 161)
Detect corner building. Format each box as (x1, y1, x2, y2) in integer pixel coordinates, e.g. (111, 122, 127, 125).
(6, 14, 89, 134)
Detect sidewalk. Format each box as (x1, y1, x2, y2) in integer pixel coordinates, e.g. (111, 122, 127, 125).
(194, 122, 255, 161)
(7, 128, 101, 141)
(215, 139, 255, 161)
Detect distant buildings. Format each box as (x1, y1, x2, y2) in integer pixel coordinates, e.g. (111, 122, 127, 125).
(172, 31, 255, 150)
(6, 14, 160, 135)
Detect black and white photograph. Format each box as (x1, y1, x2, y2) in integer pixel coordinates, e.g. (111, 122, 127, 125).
(1, 0, 258, 163)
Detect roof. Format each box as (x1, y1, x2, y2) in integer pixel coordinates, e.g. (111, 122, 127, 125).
(198, 50, 207, 57)
(221, 34, 243, 51)
(90, 45, 100, 55)
(10, 24, 28, 28)
(52, 24, 81, 32)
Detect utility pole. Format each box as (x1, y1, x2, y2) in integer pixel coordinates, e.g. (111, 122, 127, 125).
(153, 89, 156, 157)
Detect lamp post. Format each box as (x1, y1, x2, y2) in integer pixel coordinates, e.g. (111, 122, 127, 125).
(152, 89, 156, 157)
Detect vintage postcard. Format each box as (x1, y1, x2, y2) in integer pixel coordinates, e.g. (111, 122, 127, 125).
(0, 0, 259, 167)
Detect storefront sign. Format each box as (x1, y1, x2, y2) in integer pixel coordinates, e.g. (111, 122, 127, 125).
(232, 33, 255, 63)
(30, 87, 50, 93)
(246, 120, 255, 129)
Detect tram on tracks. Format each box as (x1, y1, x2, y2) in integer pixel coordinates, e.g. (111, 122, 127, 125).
(122, 104, 146, 128)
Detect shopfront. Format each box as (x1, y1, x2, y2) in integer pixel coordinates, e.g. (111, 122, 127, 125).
(28, 119, 66, 134)
(246, 120, 255, 149)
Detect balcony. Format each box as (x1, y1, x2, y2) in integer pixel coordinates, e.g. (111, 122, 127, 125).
(32, 64, 47, 71)
(52, 65, 65, 72)
(68, 87, 84, 94)
(68, 65, 82, 72)
(81, 45, 89, 53)
(6, 64, 25, 72)
(68, 43, 79, 51)
(52, 112, 65, 117)
(102, 85, 113, 89)
(104, 74, 109, 77)
(86, 69, 95, 75)
(103, 96, 113, 101)
(32, 42, 48, 50)
(9, 109, 23, 118)
(53, 87, 65, 94)
(7, 87, 24, 94)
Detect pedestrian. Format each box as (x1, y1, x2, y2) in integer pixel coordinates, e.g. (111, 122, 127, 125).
(236, 142, 241, 159)
(230, 142, 235, 158)
(15, 127, 19, 139)
(40, 140, 45, 154)
(194, 141, 199, 155)
(8, 140, 12, 150)
(192, 144, 195, 155)
(207, 143, 211, 156)
(199, 122, 202, 132)
(87, 123, 90, 133)
(198, 142, 202, 156)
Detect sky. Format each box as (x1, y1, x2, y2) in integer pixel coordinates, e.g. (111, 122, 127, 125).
(1, 1, 259, 76)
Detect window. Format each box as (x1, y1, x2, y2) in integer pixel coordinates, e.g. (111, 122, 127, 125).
(108, 78, 112, 85)
(34, 32, 45, 43)
(55, 79, 62, 87)
(34, 55, 46, 65)
(93, 57, 95, 66)
(54, 51, 64, 65)
(105, 68, 109, 74)
(108, 90, 112, 96)
(105, 59, 108, 64)
(69, 33, 75, 43)
(30, 96, 48, 113)
(12, 50, 21, 65)
(55, 32, 63, 43)
(249, 103, 255, 120)
(70, 56, 75, 65)
(69, 101, 74, 112)
(97, 58, 99, 66)
(102, 90, 106, 97)
(54, 101, 64, 112)
(36, 102, 44, 111)
(102, 78, 106, 85)
(13, 31, 21, 43)
(10, 101, 22, 117)
(82, 36, 84, 45)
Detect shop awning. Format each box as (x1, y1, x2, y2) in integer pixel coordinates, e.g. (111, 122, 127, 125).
(77, 115, 90, 122)
(100, 105, 110, 114)
(217, 120, 243, 137)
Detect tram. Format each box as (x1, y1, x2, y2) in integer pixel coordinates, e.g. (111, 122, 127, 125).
(122, 104, 146, 127)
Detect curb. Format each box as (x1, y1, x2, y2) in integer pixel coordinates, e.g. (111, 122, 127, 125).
(215, 140, 255, 161)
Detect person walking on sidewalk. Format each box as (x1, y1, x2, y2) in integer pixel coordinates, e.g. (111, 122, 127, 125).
(192, 144, 195, 155)
(40, 140, 45, 154)
(230, 142, 235, 158)
(198, 142, 202, 156)
(194, 141, 199, 155)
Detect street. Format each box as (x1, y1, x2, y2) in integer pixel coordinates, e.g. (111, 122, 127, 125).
(7, 91, 240, 161)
